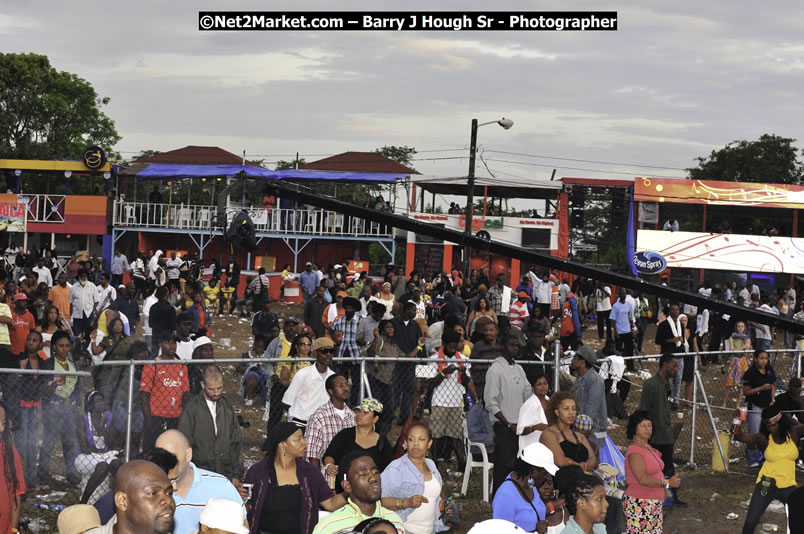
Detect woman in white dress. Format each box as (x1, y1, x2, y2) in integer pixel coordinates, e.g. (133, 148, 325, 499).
(369, 282, 396, 320)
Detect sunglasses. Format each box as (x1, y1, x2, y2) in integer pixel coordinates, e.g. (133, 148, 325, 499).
(319, 348, 335, 354)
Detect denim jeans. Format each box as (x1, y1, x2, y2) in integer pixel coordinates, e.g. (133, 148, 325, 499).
(13, 405, 40, 485)
(746, 406, 765, 466)
(673, 356, 684, 404)
(37, 400, 79, 482)
(742, 482, 795, 534)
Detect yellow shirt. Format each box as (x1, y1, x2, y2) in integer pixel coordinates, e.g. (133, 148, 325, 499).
(275, 334, 310, 379)
(757, 435, 798, 488)
(203, 286, 220, 308)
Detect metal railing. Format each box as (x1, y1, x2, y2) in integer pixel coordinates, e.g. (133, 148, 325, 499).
(113, 201, 394, 237)
(23, 194, 66, 223)
(5, 347, 799, 506)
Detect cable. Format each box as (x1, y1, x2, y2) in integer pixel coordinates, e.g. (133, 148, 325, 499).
(484, 149, 690, 172)
(484, 158, 687, 179)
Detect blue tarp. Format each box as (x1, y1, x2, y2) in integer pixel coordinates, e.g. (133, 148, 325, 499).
(134, 164, 405, 183)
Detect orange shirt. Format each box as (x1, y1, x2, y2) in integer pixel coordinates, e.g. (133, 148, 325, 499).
(49, 284, 71, 320)
(10, 311, 35, 355)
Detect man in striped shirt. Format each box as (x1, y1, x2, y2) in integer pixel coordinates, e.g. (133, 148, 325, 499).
(305, 374, 355, 468)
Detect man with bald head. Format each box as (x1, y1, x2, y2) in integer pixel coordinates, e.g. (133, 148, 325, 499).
(177, 365, 244, 484)
(86, 459, 175, 534)
(154, 429, 245, 534)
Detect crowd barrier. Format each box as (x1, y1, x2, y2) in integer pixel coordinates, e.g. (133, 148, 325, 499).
(1, 347, 798, 506)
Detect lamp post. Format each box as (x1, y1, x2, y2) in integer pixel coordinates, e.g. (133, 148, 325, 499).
(463, 117, 513, 280)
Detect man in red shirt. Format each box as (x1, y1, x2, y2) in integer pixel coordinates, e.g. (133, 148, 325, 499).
(140, 332, 190, 451)
(9, 294, 35, 356)
(560, 292, 581, 352)
(509, 291, 530, 330)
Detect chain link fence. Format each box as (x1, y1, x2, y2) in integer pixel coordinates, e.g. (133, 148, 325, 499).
(2, 346, 799, 510)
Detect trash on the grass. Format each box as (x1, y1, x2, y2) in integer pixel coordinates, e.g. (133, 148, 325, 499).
(761, 523, 780, 531)
(726, 513, 738, 520)
(37, 491, 67, 502)
(766, 501, 785, 512)
(219, 338, 232, 347)
(710, 492, 719, 501)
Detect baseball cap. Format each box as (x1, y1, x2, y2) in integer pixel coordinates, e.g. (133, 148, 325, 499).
(517, 291, 529, 298)
(193, 336, 215, 350)
(354, 397, 384, 414)
(519, 442, 558, 475)
(312, 337, 335, 351)
(199, 499, 249, 534)
(283, 316, 300, 325)
(57, 504, 101, 534)
(468, 519, 526, 534)
(336, 291, 348, 299)
(13, 293, 27, 301)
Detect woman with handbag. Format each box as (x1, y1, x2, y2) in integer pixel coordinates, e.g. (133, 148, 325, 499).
(623, 410, 680, 534)
(732, 404, 804, 533)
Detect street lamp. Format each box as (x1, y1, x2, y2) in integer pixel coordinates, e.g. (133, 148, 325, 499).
(463, 117, 514, 279)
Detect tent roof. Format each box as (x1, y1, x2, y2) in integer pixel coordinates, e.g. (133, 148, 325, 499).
(125, 163, 404, 183)
(300, 151, 419, 175)
(132, 146, 262, 166)
(412, 176, 561, 200)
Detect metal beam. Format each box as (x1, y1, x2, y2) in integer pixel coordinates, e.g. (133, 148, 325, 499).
(263, 181, 804, 333)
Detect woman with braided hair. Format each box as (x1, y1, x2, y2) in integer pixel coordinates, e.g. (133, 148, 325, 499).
(558, 473, 608, 534)
(0, 400, 24, 534)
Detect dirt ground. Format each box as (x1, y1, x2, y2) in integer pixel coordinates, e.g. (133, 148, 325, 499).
(21, 302, 798, 533)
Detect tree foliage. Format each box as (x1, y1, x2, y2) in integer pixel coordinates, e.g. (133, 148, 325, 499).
(0, 53, 121, 160)
(688, 134, 804, 184)
(375, 145, 416, 166)
(275, 158, 306, 170)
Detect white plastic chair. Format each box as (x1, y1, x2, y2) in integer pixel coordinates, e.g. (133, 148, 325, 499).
(331, 213, 344, 234)
(177, 207, 192, 228)
(351, 217, 364, 235)
(461, 417, 494, 503)
(123, 204, 136, 225)
(197, 208, 211, 229)
(304, 211, 318, 233)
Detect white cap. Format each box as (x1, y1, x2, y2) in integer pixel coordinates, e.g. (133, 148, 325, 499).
(198, 499, 248, 534)
(193, 336, 215, 350)
(520, 442, 559, 475)
(468, 519, 526, 534)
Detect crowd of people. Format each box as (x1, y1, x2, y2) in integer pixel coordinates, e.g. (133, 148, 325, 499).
(0, 246, 801, 533)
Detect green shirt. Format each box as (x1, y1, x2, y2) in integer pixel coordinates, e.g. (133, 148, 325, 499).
(639, 374, 673, 444)
(312, 499, 405, 534)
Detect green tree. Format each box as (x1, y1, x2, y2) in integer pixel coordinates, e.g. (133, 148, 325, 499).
(374, 145, 416, 166)
(275, 158, 305, 170)
(688, 134, 804, 184)
(0, 53, 121, 160)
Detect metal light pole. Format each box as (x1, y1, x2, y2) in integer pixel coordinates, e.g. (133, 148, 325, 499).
(462, 117, 513, 280)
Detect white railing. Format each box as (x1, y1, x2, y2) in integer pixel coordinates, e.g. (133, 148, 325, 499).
(22, 194, 66, 223)
(112, 201, 393, 237)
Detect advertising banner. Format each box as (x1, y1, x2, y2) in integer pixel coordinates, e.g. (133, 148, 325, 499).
(634, 177, 804, 209)
(636, 229, 804, 274)
(0, 201, 26, 232)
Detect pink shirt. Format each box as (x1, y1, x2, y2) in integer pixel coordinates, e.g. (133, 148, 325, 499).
(624, 444, 665, 501)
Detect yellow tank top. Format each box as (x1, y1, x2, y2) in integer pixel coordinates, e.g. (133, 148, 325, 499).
(756, 435, 798, 488)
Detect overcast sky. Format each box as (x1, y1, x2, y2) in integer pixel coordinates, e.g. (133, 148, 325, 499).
(4, 1, 804, 194)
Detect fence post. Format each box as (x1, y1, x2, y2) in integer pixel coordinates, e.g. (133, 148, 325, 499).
(798, 346, 802, 379)
(359, 359, 366, 402)
(553, 341, 560, 393)
(125, 360, 135, 462)
(689, 353, 697, 466)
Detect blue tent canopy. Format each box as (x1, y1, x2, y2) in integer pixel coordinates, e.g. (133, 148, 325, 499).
(133, 163, 405, 183)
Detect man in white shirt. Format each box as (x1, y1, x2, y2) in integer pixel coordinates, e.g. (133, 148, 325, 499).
(96, 272, 117, 308)
(527, 270, 555, 318)
(142, 288, 160, 348)
(175, 312, 195, 361)
(281, 336, 335, 430)
(595, 281, 612, 339)
(33, 257, 53, 287)
(4, 243, 19, 267)
(751, 296, 776, 352)
(69, 268, 98, 339)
